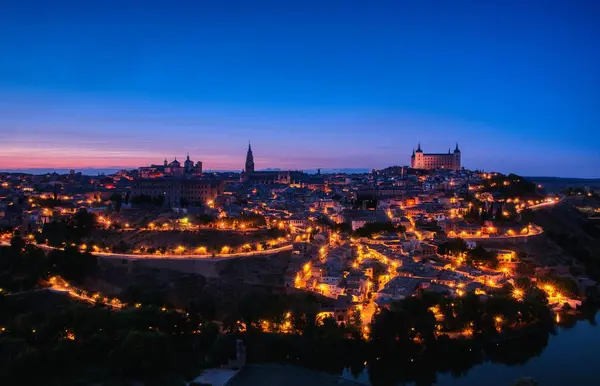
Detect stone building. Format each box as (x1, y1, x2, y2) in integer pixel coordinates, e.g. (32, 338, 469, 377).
(410, 143, 461, 171)
(131, 178, 223, 208)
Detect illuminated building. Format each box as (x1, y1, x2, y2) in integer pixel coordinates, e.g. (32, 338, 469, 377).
(411, 143, 461, 171)
(240, 142, 293, 184)
(131, 178, 223, 208)
(139, 154, 203, 178)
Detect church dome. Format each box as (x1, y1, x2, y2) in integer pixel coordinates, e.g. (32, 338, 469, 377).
(170, 158, 181, 167)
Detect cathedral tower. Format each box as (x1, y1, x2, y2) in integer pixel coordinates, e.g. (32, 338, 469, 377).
(453, 143, 461, 170)
(245, 143, 255, 173)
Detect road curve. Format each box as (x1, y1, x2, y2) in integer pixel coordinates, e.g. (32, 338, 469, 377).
(0, 240, 293, 261)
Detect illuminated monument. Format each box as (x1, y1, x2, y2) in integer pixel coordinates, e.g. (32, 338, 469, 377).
(411, 143, 461, 171)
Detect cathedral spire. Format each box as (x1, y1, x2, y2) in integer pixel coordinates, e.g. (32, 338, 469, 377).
(454, 142, 460, 153)
(245, 141, 255, 173)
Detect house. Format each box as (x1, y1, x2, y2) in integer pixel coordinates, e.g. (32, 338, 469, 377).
(315, 282, 344, 299)
(288, 215, 308, 231)
(375, 277, 428, 302)
(320, 295, 355, 324)
(322, 275, 342, 285)
(494, 249, 517, 263)
(345, 273, 369, 302)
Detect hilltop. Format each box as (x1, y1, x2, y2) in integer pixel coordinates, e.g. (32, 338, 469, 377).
(531, 197, 600, 280)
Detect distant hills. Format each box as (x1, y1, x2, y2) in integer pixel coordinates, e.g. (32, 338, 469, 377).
(0, 168, 121, 176)
(0, 167, 371, 176)
(527, 177, 600, 192)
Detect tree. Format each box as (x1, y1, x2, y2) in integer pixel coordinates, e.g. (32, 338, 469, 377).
(113, 241, 130, 253)
(348, 308, 362, 336)
(195, 213, 216, 224)
(109, 193, 123, 212)
(108, 330, 175, 378)
(466, 246, 498, 268)
(353, 222, 404, 238)
(437, 238, 468, 256)
(551, 276, 579, 298)
(520, 209, 534, 224)
(9, 236, 25, 253)
(494, 207, 503, 222)
(189, 297, 217, 321)
(48, 247, 97, 284)
(69, 209, 97, 240)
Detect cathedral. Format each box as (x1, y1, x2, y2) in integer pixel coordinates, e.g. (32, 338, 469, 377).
(162, 154, 203, 176)
(241, 142, 291, 184)
(410, 143, 461, 171)
(139, 154, 203, 178)
(244, 143, 254, 173)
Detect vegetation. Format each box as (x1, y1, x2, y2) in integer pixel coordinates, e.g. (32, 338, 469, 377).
(0, 240, 577, 386)
(480, 173, 542, 200)
(0, 241, 46, 293)
(546, 230, 600, 281)
(38, 209, 97, 247)
(437, 238, 468, 256)
(353, 222, 405, 238)
(466, 245, 499, 268)
(219, 212, 267, 228)
(109, 193, 123, 212)
(0, 239, 97, 292)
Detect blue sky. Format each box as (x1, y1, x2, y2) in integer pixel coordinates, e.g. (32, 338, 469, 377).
(0, 0, 599, 176)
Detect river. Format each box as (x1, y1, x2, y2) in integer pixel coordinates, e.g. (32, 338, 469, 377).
(341, 311, 599, 385)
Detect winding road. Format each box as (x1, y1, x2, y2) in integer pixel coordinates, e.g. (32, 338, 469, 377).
(0, 240, 293, 261)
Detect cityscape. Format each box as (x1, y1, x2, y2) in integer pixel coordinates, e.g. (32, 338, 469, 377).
(1, 2, 600, 386)
(1, 142, 600, 385)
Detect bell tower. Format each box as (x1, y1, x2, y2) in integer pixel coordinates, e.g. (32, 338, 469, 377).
(245, 142, 255, 173)
(453, 142, 461, 170)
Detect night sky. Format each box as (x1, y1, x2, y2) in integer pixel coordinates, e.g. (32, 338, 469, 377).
(1, 1, 599, 177)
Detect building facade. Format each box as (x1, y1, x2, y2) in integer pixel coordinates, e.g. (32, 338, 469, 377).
(244, 171, 291, 184)
(241, 142, 296, 184)
(139, 154, 203, 179)
(410, 143, 461, 171)
(131, 178, 223, 207)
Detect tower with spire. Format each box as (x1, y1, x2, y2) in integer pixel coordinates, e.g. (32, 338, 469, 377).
(453, 142, 461, 170)
(411, 143, 424, 168)
(244, 142, 255, 173)
(184, 152, 194, 173)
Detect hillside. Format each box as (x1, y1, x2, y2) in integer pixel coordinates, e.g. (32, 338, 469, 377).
(532, 197, 600, 280)
(528, 177, 600, 193)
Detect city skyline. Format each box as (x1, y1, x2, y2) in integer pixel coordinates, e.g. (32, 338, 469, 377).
(1, 1, 599, 177)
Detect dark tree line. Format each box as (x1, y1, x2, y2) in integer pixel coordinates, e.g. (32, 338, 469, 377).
(38, 209, 97, 247)
(0, 241, 97, 292)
